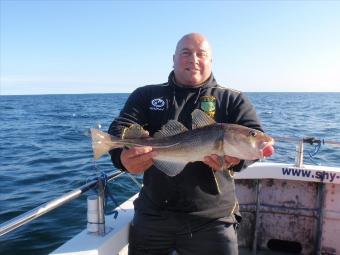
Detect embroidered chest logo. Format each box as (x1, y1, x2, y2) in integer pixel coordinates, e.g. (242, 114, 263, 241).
(150, 98, 165, 111)
(199, 96, 216, 118)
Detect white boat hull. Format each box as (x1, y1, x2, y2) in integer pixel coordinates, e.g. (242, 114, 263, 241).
(51, 162, 340, 254)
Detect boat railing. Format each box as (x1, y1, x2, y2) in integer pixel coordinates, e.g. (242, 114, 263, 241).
(0, 170, 126, 237)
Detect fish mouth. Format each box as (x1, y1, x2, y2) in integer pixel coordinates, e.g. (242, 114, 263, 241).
(259, 141, 275, 158)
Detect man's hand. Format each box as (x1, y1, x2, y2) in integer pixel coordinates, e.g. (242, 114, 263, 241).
(203, 155, 240, 171)
(120, 146, 156, 174)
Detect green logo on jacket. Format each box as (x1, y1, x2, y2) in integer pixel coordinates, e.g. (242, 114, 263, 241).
(199, 96, 216, 118)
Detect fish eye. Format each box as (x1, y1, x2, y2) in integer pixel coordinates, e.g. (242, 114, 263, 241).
(249, 130, 257, 137)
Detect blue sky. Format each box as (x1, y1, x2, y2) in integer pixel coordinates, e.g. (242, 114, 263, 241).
(1, 1, 340, 95)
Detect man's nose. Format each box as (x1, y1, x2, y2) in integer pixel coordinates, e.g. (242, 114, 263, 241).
(188, 53, 199, 63)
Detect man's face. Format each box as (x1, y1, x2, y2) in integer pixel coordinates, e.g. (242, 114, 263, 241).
(173, 35, 212, 87)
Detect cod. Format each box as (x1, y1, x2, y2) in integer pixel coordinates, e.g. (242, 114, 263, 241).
(91, 109, 274, 176)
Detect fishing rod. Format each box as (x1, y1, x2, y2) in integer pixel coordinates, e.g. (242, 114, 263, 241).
(272, 136, 340, 147)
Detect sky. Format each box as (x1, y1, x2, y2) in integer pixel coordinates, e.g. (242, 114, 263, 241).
(1, 0, 340, 95)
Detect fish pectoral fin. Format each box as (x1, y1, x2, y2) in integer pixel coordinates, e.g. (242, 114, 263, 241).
(122, 124, 149, 139)
(153, 160, 187, 177)
(153, 120, 188, 138)
(191, 109, 216, 129)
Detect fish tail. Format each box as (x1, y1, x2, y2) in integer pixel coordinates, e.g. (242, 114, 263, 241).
(90, 128, 121, 160)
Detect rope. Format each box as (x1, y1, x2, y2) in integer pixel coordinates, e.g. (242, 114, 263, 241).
(307, 140, 322, 165)
(100, 172, 120, 217)
(272, 135, 339, 165)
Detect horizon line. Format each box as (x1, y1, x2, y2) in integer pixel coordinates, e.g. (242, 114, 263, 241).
(2, 91, 340, 96)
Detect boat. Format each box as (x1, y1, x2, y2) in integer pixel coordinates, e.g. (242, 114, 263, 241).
(1, 138, 339, 254)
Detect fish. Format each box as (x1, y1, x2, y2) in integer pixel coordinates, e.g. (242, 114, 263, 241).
(91, 109, 274, 176)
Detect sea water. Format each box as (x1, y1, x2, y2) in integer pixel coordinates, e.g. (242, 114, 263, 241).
(0, 92, 339, 254)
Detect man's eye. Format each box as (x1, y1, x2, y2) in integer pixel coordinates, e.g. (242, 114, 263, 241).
(181, 52, 190, 57)
(197, 52, 208, 58)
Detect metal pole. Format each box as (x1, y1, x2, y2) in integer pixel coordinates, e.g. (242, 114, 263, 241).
(0, 171, 123, 237)
(127, 173, 142, 188)
(252, 179, 261, 255)
(295, 140, 304, 168)
(316, 183, 325, 254)
(97, 177, 106, 235)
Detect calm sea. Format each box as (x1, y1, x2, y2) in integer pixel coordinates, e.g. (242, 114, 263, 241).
(0, 93, 339, 254)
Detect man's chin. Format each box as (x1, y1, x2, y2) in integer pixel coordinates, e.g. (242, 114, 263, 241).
(185, 76, 204, 86)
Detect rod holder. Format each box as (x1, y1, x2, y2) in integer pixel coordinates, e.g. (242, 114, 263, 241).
(87, 195, 99, 233)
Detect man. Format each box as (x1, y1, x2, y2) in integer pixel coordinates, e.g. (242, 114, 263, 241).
(108, 33, 263, 255)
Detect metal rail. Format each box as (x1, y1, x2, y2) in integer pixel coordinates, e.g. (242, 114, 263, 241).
(252, 179, 261, 255)
(0, 171, 124, 237)
(273, 136, 340, 147)
(316, 183, 326, 255)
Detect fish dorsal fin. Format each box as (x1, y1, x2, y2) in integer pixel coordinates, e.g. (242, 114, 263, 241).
(191, 109, 216, 129)
(153, 120, 188, 138)
(121, 124, 149, 139)
(153, 160, 187, 177)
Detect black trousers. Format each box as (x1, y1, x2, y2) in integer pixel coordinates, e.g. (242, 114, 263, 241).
(128, 210, 238, 255)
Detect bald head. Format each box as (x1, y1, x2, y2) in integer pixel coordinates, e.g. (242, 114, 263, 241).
(173, 33, 213, 87)
(175, 33, 212, 55)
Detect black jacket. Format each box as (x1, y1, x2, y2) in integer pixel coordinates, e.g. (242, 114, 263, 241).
(108, 71, 263, 219)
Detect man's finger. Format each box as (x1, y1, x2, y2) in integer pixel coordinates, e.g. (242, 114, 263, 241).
(133, 151, 156, 163)
(129, 159, 154, 174)
(204, 154, 241, 171)
(204, 155, 221, 171)
(120, 146, 157, 174)
(224, 155, 240, 165)
(123, 146, 153, 159)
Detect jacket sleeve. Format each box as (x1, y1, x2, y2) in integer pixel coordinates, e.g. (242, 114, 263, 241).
(107, 87, 148, 171)
(227, 92, 263, 172)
